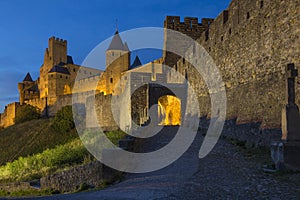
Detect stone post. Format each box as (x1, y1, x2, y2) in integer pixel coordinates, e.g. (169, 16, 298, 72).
(272, 63, 300, 171)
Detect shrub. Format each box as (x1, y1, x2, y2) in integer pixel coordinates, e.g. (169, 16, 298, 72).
(105, 130, 126, 145)
(15, 105, 40, 124)
(52, 106, 75, 133)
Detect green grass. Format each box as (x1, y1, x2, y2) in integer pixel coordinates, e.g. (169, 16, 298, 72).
(0, 139, 88, 182)
(0, 118, 78, 165)
(0, 189, 55, 197)
(0, 129, 126, 183)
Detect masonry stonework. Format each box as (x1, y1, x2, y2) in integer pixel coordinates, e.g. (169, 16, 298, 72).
(170, 0, 299, 129)
(0, 0, 299, 151)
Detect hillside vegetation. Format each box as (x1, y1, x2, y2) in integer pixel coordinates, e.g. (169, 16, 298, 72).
(0, 118, 78, 165)
(0, 105, 126, 183)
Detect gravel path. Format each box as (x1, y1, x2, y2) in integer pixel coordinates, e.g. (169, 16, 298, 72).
(7, 126, 300, 200)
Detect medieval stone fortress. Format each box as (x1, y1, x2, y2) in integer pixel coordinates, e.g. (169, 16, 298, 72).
(0, 0, 299, 198)
(0, 0, 299, 169)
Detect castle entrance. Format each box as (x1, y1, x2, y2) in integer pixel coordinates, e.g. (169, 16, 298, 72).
(158, 95, 181, 126)
(148, 83, 187, 126)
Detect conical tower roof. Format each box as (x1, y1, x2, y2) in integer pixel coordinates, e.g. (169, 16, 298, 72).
(131, 56, 142, 69)
(107, 30, 129, 51)
(23, 72, 33, 82)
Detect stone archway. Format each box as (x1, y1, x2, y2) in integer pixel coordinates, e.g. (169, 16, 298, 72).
(148, 83, 187, 126)
(158, 95, 181, 126)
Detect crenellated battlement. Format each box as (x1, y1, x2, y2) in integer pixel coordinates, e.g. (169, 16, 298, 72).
(163, 15, 214, 68)
(164, 16, 214, 38)
(49, 36, 67, 45)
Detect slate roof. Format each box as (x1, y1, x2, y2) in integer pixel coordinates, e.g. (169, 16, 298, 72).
(107, 30, 129, 51)
(124, 42, 129, 51)
(131, 56, 142, 69)
(27, 84, 39, 92)
(67, 55, 74, 64)
(23, 72, 33, 82)
(49, 65, 70, 75)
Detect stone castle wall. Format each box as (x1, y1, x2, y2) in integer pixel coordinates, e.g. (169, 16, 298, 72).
(86, 92, 119, 131)
(171, 0, 299, 129)
(0, 102, 20, 128)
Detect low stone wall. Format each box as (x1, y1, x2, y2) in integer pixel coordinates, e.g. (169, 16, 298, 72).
(200, 117, 281, 148)
(40, 161, 104, 193)
(0, 182, 37, 193)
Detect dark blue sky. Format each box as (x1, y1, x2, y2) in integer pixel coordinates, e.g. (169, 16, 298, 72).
(0, 0, 231, 112)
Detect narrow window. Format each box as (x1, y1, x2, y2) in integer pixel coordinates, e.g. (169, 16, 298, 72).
(110, 78, 113, 83)
(223, 10, 229, 24)
(229, 28, 232, 35)
(247, 12, 250, 19)
(260, 1, 264, 8)
(205, 30, 209, 41)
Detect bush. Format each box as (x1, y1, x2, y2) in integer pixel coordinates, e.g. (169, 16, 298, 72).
(15, 105, 40, 124)
(105, 130, 126, 145)
(52, 106, 75, 133)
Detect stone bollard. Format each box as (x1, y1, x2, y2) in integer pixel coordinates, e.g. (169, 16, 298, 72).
(270, 141, 285, 171)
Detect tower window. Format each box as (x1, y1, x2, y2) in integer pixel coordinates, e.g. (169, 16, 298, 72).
(110, 78, 113, 83)
(247, 12, 250, 19)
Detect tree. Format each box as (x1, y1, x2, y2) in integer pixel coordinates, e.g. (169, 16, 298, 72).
(52, 106, 75, 133)
(15, 105, 40, 124)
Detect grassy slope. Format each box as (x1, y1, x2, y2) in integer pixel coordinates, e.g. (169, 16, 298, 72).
(0, 118, 78, 165)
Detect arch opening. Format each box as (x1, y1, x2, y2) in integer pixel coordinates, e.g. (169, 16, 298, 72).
(158, 95, 181, 126)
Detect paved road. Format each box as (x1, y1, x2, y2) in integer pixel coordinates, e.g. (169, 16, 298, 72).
(6, 126, 300, 199)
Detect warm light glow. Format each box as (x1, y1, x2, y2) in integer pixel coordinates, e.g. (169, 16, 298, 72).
(158, 95, 181, 126)
(63, 85, 72, 95)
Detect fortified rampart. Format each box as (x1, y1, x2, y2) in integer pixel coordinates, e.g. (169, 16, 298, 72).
(170, 0, 300, 129)
(0, 102, 20, 128)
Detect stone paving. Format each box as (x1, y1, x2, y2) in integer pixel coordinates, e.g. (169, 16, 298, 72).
(8, 126, 300, 200)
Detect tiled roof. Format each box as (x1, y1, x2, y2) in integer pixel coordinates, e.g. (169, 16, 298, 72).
(23, 72, 33, 82)
(27, 84, 39, 92)
(131, 56, 142, 69)
(49, 65, 70, 75)
(107, 30, 129, 51)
